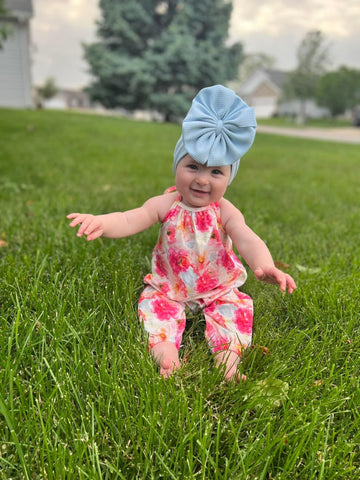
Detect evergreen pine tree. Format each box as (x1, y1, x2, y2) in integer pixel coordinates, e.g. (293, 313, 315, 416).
(84, 0, 242, 120)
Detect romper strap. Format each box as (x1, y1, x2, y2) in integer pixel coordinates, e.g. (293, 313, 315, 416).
(164, 185, 177, 194)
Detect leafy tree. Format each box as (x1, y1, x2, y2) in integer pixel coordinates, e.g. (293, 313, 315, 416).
(84, 0, 242, 121)
(36, 77, 58, 108)
(315, 67, 360, 117)
(0, 0, 10, 49)
(227, 52, 276, 94)
(37, 77, 58, 100)
(284, 30, 330, 123)
(239, 53, 276, 83)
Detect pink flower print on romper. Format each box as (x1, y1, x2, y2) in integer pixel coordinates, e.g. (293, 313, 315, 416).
(195, 210, 214, 232)
(148, 329, 169, 349)
(216, 249, 236, 273)
(209, 229, 221, 244)
(195, 271, 219, 294)
(180, 266, 197, 285)
(154, 253, 168, 278)
(204, 301, 227, 328)
(182, 211, 194, 233)
(166, 225, 177, 244)
(164, 203, 181, 222)
(168, 248, 190, 275)
(173, 278, 188, 299)
(234, 306, 253, 336)
(205, 322, 230, 353)
(157, 281, 171, 296)
(151, 296, 182, 321)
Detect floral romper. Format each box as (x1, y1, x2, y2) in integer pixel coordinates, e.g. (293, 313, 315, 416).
(138, 191, 253, 357)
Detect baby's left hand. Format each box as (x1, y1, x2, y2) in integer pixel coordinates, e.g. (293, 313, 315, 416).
(254, 266, 297, 294)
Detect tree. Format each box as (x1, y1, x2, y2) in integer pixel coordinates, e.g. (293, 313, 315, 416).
(227, 52, 276, 92)
(284, 31, 330, 123)
(0, 0, 10, 49)
(315, 67, 360, 117)
(36, 77, 58, 108)
(84, 0, 242, 121)
(239, 53, 276, 83)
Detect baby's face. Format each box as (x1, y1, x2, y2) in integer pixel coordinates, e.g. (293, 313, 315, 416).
(175, 155, 231, 208)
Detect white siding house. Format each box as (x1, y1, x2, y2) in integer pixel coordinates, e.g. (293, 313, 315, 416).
(236, 69, 329, 119)
(237, 69, 286, 119)
(0, 0, 33, 108)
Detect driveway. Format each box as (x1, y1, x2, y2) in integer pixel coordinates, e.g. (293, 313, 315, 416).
(257, 125, 360, 144)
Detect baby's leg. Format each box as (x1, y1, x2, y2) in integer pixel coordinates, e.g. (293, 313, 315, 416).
(138, 286, 186, 378)
(151, 341, 181, 379)
(204, 289, 253, 382)
(213, 350, 247, 382)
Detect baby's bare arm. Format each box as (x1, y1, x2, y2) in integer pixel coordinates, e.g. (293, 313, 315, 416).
(220, 199, 273, 269)
(67, 194, 174, 241)
(220, 198, 296, 293)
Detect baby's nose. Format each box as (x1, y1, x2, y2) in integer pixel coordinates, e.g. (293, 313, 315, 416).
(196, 173, 209, 185)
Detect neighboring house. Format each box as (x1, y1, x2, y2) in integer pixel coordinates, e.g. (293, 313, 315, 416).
(38, 88, 164, 121)
(39, 88, 93, 110)
(0, 0, 33, 108)
(237, 69, 287, 118)
(236, 68, 329, 119)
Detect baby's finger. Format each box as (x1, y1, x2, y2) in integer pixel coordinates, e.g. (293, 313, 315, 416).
(67, 213, 80, 219)
(266, 269, 282, 286)
(77, 217, 94, 236)
(286, 276, 297, 294)
(68, 215, 86, 228)
(86, 229, 102, 241)
(278, 274, 287, 292)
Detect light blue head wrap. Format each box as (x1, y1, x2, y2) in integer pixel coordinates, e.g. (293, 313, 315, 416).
(174, 85, 257, 184)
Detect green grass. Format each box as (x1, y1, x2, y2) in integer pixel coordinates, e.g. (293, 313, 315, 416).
(0, 108, 359, 479)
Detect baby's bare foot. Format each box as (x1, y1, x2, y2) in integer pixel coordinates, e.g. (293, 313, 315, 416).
(214, 350, 246, 383)
(151, 341, 180, 379)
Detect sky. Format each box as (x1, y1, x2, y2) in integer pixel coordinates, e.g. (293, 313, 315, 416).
(31, 0, 360, 89)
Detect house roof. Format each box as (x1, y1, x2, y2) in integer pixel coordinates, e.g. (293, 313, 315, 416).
(4, 0, 33, 19)
(238, 69, 290, 98)
(265, 70, 289, 89)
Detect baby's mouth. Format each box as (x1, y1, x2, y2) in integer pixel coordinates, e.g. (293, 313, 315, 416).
(191, 188, 209, 195)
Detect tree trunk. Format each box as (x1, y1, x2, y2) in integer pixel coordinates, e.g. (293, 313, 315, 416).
(296, 100, 306, 125)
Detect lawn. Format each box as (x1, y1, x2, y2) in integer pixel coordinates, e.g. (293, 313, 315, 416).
(0, 109, 359, 479)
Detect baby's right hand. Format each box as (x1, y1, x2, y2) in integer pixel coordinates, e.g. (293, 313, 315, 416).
(67, 213, 104, 241)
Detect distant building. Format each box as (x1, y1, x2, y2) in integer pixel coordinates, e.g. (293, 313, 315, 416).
(236, 69, 329, 119)
(0, 0, 33, 108)
(236, 69, 287, 118)
(39, 88, 93, 110)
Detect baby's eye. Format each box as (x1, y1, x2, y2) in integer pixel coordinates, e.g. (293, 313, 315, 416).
(187, 163, 198, 170)
(212, 168, 223, 175)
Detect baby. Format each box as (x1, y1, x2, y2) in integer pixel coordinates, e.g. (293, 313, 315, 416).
(67, 85, 296, 381)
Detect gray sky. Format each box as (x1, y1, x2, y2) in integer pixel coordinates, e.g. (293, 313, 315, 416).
(31, 0, 360, 89)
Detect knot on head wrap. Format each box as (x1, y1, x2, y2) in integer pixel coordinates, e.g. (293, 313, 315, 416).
(174, 85, 257, 184)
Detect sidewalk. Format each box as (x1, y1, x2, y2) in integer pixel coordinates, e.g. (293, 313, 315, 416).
(257, 125, 360, 144)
